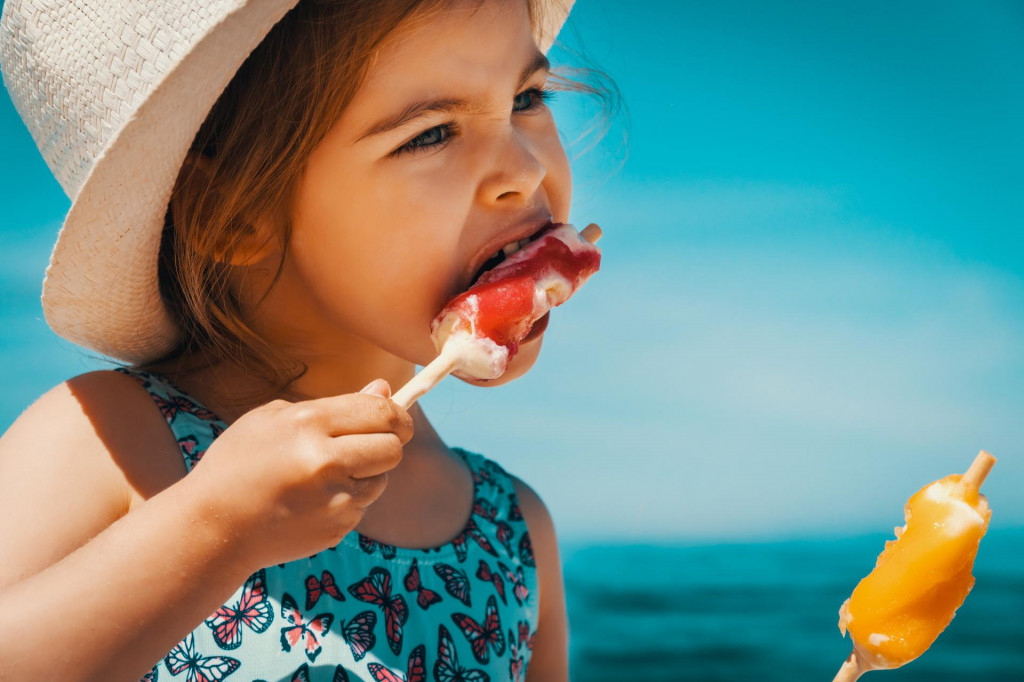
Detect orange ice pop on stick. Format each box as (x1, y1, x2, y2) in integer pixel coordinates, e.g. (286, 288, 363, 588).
(832, 450, 996, 682)
(392, 222, 602, 409)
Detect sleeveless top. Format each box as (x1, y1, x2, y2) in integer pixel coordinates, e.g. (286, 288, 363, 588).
(115, 368, 539, 682)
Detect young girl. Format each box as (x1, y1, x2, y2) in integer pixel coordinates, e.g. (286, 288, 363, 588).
(0, 0, 594, 679)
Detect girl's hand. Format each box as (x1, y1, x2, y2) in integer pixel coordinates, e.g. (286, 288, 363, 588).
(183, 379, 413, 570)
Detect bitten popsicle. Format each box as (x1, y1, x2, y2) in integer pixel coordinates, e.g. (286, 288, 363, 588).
(392, 222, 602, 408)
(832, 450, 996, 682)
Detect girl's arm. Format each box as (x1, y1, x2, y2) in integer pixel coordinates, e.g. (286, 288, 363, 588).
(512, 476, 570, 682)
(0, 372, 254, 681)
(0, 370, 412, 681)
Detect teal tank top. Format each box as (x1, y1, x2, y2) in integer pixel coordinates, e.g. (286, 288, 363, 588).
(115, 368, 539, 682)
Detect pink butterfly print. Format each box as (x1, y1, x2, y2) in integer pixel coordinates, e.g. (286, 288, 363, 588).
(403, 558, 442, 610)
(153, 394, 181, 422)
(451, 519, 498, 563)
(178, 435, 206, 469)
(518, 532, 535, 568)
(507, 621, 536, 682)
(433, 562, 471, 607)
(305, 570, 346, 610)
(472, 499, 493, 518)
(164, 633, 240, 682)
(494, 524, 514, 554)
(339, 610, 377, 661)
(507, 494, 523, 522)
(471, 466, 497, 490)
(367, 643, 427, 682)
(172, 394, 220, 421)
(204, 569, 273, 650)
(471, 501, 514, 554)
(279, 592, 333, 662)
(358, 533, 398, 559)
(516, 620, 535, 651)
(497, 562, 529, 605)
(481, 459, 506, 480)
(508, 655, 524, 681)
(507, 630, 524, 682)
(287, 664, 311, 682)
(451, 595, 506, 664)
(140, 665, 159, 682)
(348, 567, 409, 655)
(434, 624, 489, 682)
(475, 560, 506, 605)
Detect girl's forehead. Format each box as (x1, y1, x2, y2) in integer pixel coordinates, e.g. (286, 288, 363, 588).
(365, 0, 535, 88)
(327, 0, 542, 148)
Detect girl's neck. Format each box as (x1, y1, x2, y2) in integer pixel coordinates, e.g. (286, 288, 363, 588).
(167, 342, 417, 427)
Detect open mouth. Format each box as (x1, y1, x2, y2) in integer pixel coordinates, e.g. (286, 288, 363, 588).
(469, 222, 556, 286)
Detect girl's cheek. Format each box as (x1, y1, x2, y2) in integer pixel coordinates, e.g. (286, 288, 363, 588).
(540, 129, 573, 221)
(380, 155, 473, 221)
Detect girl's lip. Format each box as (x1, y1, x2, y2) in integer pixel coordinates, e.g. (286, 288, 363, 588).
(523, 311, 550, 342)
(463, 216, 555, 290)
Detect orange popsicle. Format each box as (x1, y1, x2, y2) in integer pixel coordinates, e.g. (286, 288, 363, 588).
(832, 450, 995, 681)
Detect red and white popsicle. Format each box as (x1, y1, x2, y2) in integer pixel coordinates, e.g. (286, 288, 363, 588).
(393, 222, 602, 408)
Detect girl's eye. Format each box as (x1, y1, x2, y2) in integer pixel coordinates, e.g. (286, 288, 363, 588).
(513, 86, 556, 112)
(390, 87, 556, 157)
(393, 122, 457, 156)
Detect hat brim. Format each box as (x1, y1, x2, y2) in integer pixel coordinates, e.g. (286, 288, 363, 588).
(42, 0, 574, 364)
(42, 0, 302, 364)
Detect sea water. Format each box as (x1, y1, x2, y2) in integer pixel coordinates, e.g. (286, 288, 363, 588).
(563, 528, 1024, 681)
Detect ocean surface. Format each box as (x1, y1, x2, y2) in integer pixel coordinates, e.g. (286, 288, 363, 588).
(562, 528, 1024, 682)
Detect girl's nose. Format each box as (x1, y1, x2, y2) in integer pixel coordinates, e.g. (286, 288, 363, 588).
(476, 128, 547, 206)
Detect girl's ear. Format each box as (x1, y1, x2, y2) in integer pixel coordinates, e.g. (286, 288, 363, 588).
(176, 153, 282, 267)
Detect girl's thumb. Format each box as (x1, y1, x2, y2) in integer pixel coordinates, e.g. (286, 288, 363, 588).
(358, 378, 392, 398)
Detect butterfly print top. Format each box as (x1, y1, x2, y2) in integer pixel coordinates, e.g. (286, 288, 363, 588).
(117, 369, 540, 682)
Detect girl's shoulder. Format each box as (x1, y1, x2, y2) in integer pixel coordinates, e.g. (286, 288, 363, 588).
(0, 369, 183, 587)
(3, 369, 185, 490)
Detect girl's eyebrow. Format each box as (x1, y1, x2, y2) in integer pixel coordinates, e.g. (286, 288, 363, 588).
(355, 51, 550, 142)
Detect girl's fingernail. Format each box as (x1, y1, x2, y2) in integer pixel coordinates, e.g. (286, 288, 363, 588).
(359, 379, 383, 394)
(359, 379, 391, 397)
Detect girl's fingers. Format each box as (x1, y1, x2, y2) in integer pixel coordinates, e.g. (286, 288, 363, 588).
(344, 472, 390, 508)
(295, 392, 414, 444)
(358, 378, 391, 397)
(326, 432, 405, 480)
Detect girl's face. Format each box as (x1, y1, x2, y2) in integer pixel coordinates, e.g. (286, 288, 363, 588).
(273, 0, 572, 385)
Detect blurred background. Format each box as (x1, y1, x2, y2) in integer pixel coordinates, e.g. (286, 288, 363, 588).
(1, 0, 1021, 680)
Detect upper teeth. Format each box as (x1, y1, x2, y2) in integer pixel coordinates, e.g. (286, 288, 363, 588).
(501, 238, 529, 257)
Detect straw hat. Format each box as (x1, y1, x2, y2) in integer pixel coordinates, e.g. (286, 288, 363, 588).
(0, 0, 574, 364)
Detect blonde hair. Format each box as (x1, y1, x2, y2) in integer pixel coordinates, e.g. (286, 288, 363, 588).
(132, 0, 619, 404)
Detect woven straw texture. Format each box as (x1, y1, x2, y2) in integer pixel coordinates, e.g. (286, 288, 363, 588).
(0, 0, 573, 364)
(1, 0, 300, 362)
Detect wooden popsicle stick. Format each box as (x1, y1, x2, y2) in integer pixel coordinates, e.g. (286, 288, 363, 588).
(580, 222, 603, 243)
(392, 223, 604, 409)
(960, 450, 996, 491)
(392, 345, 460, 410)
(832, 649, 873, 682)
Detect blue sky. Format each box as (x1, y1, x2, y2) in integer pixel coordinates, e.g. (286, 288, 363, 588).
(1, 0, 1021, 542)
